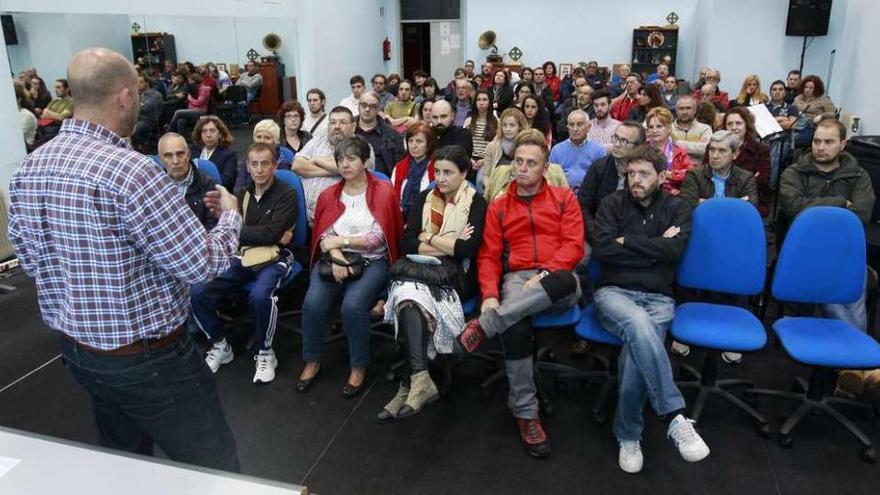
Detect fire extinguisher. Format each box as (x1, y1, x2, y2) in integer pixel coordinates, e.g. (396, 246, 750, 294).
(383, 37, 391, 61)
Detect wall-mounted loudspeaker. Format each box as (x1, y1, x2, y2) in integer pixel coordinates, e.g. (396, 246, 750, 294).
(786, 0, 833, 36)
(2, 15, 17, 46)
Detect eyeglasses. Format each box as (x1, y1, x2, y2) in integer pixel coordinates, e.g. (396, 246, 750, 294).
(359, 102, 379, 111)
(612, 135, 634, 146)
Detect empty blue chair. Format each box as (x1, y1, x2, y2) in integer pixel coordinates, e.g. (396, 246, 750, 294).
(148, 154, 162, 166)
(278, 146, 295, 167)
(671, 198, 769, 434)
(745, 206, 880, 462)
(194, 159, 222, 185)
(371, 170, 391, 182)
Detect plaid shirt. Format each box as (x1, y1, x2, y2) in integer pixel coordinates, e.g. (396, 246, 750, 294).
(8, 119, 242, 350)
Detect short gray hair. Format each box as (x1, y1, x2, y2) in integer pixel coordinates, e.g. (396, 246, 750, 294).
(567, 109, 590, 123)
(709, 130, 741, 153)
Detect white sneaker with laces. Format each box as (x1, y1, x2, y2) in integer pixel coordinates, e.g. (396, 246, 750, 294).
(721, 351, 743, 365)
(205, 340, 233, 373)
(670, 341, 690, 357)
(667, 414, 710, 462)
(618, 440, 644, 474)
(253, 350, 278, 384)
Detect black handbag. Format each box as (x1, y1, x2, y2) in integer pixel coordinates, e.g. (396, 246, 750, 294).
(318, 252, 370, 280)
(389, 256, 464, 294)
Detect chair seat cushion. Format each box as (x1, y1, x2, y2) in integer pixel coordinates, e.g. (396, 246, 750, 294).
(575, 305, 623, 346)
(461, 296, 478, 315)
(533, 306, 581, 328)
(774, 317, 880, 369)
(672, 302, 767, 352)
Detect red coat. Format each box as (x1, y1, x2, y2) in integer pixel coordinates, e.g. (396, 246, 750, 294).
(664, 143, 694, 195)
(478, 180, 585, 299)
(392, 155, 435, 201)
(310, 173, 403, 266)
(611, 95, 639, 122)
(545, 75, 562, 102)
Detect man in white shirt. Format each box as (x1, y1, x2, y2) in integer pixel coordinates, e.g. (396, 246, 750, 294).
(339, 75, 366, 117)
(303, 88, 329, 141)
(671, 96, 712, 163)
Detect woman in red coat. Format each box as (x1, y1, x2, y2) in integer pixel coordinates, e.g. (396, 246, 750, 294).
(298, 136, 403, 398)
(723, 107, 772, 216)
(646, 106, 693, 195)
(542, 61, 562, 104)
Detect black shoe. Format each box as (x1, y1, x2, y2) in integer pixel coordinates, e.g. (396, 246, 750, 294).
(295, 368, 320, 394)
(341, 379, 365, 399)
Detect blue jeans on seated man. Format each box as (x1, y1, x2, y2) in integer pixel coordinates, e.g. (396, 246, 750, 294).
(301, 258, 390, 369)
(822, 272, 868, 332)
(191, 250, 293, 351)
(479, 269, 581, 419)
(59, 332, 240, 472)
(593, 286, 686, 442)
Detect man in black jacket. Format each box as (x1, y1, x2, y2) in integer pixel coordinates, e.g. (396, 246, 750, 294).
(432, 100, 474, 157)
(592, 144, 709, 474)
(191, 142, 298, 385)
(355, 91, 405, 176)
(158, 133, 218, 231)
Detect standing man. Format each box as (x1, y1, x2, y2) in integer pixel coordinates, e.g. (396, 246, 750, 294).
(339, 75, 366, 117)
(549, 110, 606, 191)
(8, 48, 242, 471)
(671, 96, 712, 163)
(132, 73, 163, 151)
(303, 88, 329, 141)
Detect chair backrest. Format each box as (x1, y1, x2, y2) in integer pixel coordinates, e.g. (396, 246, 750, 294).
(370, 170, 391, 182)
(194, 159, 222, 184)
(772, 206, 865, 304)
(274, 170, 308, 247)
(148, 154, 163, 166)
(225, 85, 247, 104)
(279, 146, 295, 166)
(677, 198, 766, 296)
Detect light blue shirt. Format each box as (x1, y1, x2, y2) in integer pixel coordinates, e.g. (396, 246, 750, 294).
(711, 170, 729, 199)
(549, 138, 607, 188)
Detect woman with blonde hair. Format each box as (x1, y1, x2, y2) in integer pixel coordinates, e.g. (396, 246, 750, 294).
(730, 74, 769, 108)
(479, 107, 529, 188)
(645, 106, 693, 195)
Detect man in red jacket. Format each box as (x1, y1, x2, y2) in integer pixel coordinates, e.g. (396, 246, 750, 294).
(458, 128, 585, 459)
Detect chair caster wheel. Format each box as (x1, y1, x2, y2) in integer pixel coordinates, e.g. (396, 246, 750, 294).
(756, 422, 772, 438)
(778, 434, 793, 448)
(861, 446, 877, 464)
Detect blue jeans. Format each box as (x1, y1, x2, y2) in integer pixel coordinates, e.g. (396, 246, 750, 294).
(301, 258, 389, 369)
(822, 273, 868, 332)
(191, 252, 293, 351)
(59, 333, 240, 472)
(594, 286, 686, 441)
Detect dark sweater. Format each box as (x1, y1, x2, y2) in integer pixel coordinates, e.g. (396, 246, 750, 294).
(235, 178, 298, 247)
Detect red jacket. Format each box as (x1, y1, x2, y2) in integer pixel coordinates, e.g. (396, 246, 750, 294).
(664, 143, 694, 195)
(545, 75, 562, 102)
(478, 180, 585, 299)
(692, 89, 730, 111)
(611, 95, 639, 122)
(310, 173, 403, 266)
(392, 155, 435, 201)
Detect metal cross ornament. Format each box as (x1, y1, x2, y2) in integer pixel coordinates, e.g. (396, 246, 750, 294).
(666, 12, 679, 26)
(509, 46, 523, 62)
(246, 49, 260, 62)
(131, 22, 141, 34)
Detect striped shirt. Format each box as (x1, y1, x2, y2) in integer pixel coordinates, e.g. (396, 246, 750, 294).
(588, 117, 621, 152)
(470, 117, 490, 159)
(8, 119, 242, 350)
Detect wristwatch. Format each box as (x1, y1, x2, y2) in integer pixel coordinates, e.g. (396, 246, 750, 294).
(538, 269, 551, 279)
(343, 236, 351, 248)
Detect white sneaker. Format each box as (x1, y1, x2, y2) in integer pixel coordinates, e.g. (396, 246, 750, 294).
(667, 414, 710, 462)
(618, 440, 644, 474)
(253, 350, 278, 384)
(670, 341, 691, 357)
(205, 340, 233, 373)
(721, 352, 743, 365)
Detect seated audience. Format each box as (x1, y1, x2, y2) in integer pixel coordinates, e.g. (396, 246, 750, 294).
(584, 61, 606, 90)
(610, 75, 641, 122)
(432, 100, 474, 158)
(592, 144, 710, 474)
(294, 106, 376, 224)
(692, 69, 729, 111)
(520, 67, 534, 84)
(587, 90, 621, 152)
(578, 121, 646, 243)
(556, 83, 595, 141)
(303, 88, 329, 141)
(279, 100, 312, 157)
(443, 68, 468, 102)
(298, 136, 403, 398)
(168, 72, 213, 136)
(609, 64, 631, 97)
(531, 66, 556, 112)
(542, 61, 563, 103)
(627, 84, 664, 123)
(387, 73, 401, 97)
(27, 77, 51, 117)
(157, 132, 219, 230)
(661, 76, 679, 111)
(378, 145, 488, 421)
(522, 94, 553, 148)
(646, 107, 693, 195)
(479, 63, 494, 89)
(514, 80, 536, 109)
(560, 66, 586, 101)
(372, 73, 394, 109)
(391, 122, 435, 216)
(417, 99, 435, 122)
(549, 110, 606, 191)
(340, 75, 366, 117)
(39, 78, 74, 126)
(236, 62, 263, 103)
(162, 71, 189, 124)
(457, 129, 584, 458)
(16, 83, 37, 148)
(452, 80, 474, 128)
(671, 96, 712, 163)
(133, 73, 163, 151)
(695, 99, 718, 130)
(730, 74, 769, 108)
(480, 107, 528, 187)
(414, 77, 441, 105)
(191, 143, 298, 384)
(645, 63, 670, 85)
(784, 69, 801, 104)
(721, 107, 771, 216)
(490, 69, 515, 113)
(766, 80, 801, 186)
(680, 130, 758, 210)
(412, 69, 428, 99)
(356, 92, 406, 176)
(190, 115, 238, 191)
(793, 74, 837, 124)
(463, 89, 498, 162)
(778, 117, 874, 332)
(207, 62, 232, 96)
(385, 79, 418, 132)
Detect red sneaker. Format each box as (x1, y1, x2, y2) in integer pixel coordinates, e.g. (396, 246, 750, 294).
(516, 417, 551, 458)
(457, 319, 487, 353)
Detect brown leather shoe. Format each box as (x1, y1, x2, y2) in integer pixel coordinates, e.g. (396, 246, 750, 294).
(458, 319, 487, 353)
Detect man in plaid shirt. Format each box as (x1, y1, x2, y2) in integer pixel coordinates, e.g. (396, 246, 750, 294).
(8, 48, 242, 472)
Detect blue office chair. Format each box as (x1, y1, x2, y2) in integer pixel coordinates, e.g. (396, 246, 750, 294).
(148, 154, 162, 166)
(745, 207, 880, 462)
(370, 170, 391, 182)
(194, 159, 222, 185)
(671, 199, 770, 435)
(278, 146, 295, 167)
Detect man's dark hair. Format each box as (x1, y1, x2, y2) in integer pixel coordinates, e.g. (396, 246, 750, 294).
(770, 79, 786, 90)
(247, 142, 277, 162)
(816, 115, 847, 141)
(334, 135, 372, 164)
(56, 78, 69, 90)
(306, 88, 326, 102)
(413, 69, 428, 79)
(626, 144, 667, 173)
(788, 69, 801, 77)
(592, 89, 612, 105)
(349, 75, 365, 86)
(465, 59, 475, 66)
(618, 120, 647, 145)
(371, 73, 387, 84)
(328, 105, 354, 121)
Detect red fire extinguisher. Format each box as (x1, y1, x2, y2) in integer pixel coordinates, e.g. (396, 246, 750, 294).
(383, 37, 391, 61)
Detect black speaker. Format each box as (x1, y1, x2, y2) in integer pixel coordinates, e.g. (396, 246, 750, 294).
(786, 0, 833, 36)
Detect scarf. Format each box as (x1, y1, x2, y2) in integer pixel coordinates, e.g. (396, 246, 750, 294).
(500, 137, 515, 157)
(663, 139, 675, 169)
(422, 180, 475, 240)
(400, 155, 432, 214)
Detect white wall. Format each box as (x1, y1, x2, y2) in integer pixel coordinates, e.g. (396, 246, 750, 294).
(463, 0, 700, 81)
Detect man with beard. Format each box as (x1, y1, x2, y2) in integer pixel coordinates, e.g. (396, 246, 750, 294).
(294, 105, 376, 224)
(587, 90, 621, 152)
(355, 91, 405, 175)
(8, 48, 242, 471)
(671, 96, 712, 163)
(592, 144, 709, 474)
(431, 99, 473, 157)
(303, 88, 329, 141)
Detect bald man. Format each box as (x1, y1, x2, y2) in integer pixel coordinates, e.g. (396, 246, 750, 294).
(431, 99, 473, 157)
(158, 132, 219, 230)
(8, 47, 242, 472)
